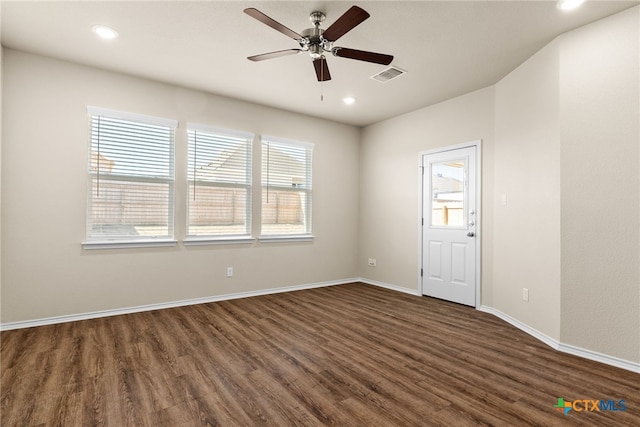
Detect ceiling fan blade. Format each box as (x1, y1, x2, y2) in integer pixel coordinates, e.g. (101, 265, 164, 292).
(313, 57, 331, 81)
(248, 49, 303, 62)
(333, 47, 393, 65)
(244, 8, 303, 40)
(322, 6, 370, 42)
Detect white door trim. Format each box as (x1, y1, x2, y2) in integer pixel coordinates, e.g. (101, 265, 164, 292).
(418, 140, 482, 307)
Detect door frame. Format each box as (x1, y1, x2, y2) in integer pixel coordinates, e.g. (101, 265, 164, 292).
(418, 140, 482, 308)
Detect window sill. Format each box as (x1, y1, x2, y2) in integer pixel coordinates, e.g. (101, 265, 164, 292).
(183, 236, 255, 246)
(82, 239, 178, 250)
(259, 235, 315, 243)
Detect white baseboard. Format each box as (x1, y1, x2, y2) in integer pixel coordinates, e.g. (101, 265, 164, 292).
(555, 342, 640, 374)
(478, 305, 640, 374)
(477, 306, 559, 349)
(0, 278, 360, 331)
(358, 277, 421, 296)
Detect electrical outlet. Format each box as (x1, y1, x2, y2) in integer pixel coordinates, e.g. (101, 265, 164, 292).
(522, 288, 529, 302)
(368, 258, 377, 267)
(227, 267, 233, 278)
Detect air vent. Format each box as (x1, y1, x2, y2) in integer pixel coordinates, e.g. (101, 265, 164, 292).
(370, 66, 407, 83)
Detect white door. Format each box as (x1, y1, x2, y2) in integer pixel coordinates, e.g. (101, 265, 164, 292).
(422, 145, 478, 306)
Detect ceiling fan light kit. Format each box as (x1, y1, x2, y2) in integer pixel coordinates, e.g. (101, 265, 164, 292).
(244, 5, 394, 82)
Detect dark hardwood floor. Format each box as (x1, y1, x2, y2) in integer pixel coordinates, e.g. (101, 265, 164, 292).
(2, 282, 639, 426)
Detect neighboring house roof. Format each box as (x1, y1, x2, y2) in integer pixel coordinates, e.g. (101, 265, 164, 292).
(90, 152, 115, 173)
(194, 147, 246, 183)
(433, 175, 463, 194)
(194, 144, 306, 188)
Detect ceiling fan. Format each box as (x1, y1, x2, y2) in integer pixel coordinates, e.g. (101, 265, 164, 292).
(244, 5, 394, 82)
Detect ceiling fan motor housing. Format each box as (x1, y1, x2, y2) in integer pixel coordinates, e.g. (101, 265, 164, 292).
(301, 27, 330, 59)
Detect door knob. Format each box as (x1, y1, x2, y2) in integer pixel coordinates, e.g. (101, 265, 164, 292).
(467, 232, 475, 237)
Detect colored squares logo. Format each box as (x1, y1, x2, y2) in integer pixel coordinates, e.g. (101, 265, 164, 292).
(554, 398, 572, 415)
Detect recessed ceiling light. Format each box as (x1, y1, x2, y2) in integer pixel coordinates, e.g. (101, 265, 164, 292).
(92, 25, 119, 40)
(342, 96, 356, 105)
(557, 0, 585, 11)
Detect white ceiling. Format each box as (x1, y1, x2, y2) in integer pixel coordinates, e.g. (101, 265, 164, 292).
(2, 1, 638, 126)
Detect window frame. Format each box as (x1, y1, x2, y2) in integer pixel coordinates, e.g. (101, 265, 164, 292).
(260, 136, 314, 242)
(82, 107, 178, 250)
(184, 123, 255, 245)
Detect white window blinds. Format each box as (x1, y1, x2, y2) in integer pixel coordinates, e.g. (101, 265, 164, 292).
(261, 137, 313, 237)
(86, 107, 176, 242)
(187, 125, 253, 238)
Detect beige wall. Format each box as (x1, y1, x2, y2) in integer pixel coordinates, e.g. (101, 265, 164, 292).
(1, 49, 360, 323)
(559, 7, 640, 362)
(358, 87, 495, 296)
(493, 40, 561, 340)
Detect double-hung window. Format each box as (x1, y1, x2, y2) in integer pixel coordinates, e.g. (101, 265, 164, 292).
(85, 107, 176, 247)
(261, 137, 313, 240)
(186, 125, 253, 242)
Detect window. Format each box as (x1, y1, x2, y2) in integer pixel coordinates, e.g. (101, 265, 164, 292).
(186, 125, 253, 241)
(85, 107, 176, 247)
(261, 137, 313, 239)
(430, 160, 466, 227)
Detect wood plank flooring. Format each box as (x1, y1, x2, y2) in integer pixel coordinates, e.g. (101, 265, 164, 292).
(2, 282, 639, 426)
